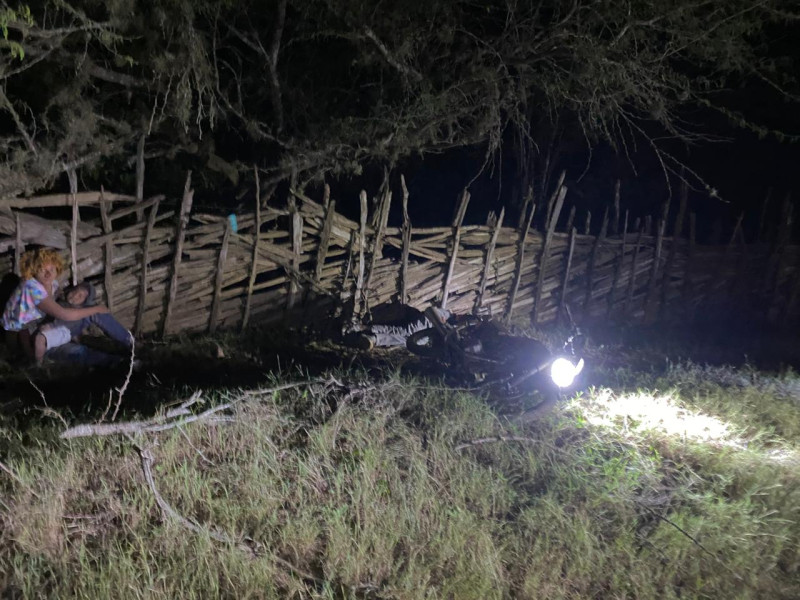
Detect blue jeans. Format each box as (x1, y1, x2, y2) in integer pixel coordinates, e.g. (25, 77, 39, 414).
(45, 313, 132, 366)
(56, 313, 132, 347)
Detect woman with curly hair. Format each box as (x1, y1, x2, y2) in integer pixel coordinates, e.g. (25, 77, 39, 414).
(2, 247, 108, 361)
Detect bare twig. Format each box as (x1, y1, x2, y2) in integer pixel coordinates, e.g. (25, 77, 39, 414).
(111, 333, 136, 421)
(27, 377, 47, 405)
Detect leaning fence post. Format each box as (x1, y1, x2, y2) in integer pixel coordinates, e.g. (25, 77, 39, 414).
(353, 191, 368, 319)
(99, 188, 115, 311)
(363, 186, 391, 313)
(286, 207, 304, 311)
(242, 167, 263, 331)
(13, 212, 23, 276)
(475, 206, 505, 313)
(505, 187, 535, 323)
(399, 175, 412, 304)
(315, 192, 336, 283)
(441, 189, 470, 309)
(67, 168, 79, 286)
(624, 226, 645, 315)
(135, 134, 146, 222)
(134, 198, 160, 336)
(533, 185, 566, 324)
(606, 210, 629, 317)
(208, 219, 232, 334)
(161, 172, 193, 338)
(559, 227, 577, 321)
(660, 182, 687, 318)
(582, 206, 609, 318)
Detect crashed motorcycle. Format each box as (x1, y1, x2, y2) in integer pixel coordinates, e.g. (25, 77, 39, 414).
(406, 307, 585, 420)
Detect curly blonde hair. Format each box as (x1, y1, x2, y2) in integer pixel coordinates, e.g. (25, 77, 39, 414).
(19, 247, 66, 280)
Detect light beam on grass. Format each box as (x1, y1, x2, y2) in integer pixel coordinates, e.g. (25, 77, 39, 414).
(571, 389, 800, 466)
(575, 389, 734, 443)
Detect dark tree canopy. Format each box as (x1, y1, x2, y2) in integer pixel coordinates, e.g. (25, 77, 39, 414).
(0, 0, 798, 200)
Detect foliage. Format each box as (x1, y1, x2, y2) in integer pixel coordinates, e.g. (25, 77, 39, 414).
(1, 356, 799, 598)
(0, 1, 798, 201)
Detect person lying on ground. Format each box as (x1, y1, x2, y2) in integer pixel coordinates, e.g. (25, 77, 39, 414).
(34, 281, 133, 367)
(343, 300, 454, 350)
(1, 248, 109, 363)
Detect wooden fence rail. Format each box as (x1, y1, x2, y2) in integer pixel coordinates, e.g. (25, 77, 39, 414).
(1, 181, 799, 339)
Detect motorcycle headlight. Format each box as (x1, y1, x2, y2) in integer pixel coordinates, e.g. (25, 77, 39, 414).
(550, 357, 585, 388)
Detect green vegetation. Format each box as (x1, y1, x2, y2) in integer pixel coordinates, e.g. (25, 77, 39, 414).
(1, 355, 799, 598)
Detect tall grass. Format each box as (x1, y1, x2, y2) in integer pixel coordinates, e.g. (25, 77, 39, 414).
(1, 361, 799, 599)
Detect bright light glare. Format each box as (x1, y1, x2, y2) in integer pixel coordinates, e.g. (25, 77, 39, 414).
(569, 390, 799, 465)
(550, 357, 584, 388)
(578, 389, 735, 442)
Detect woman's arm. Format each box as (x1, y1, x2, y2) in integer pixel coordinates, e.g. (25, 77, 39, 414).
(38, 296, 108, 321)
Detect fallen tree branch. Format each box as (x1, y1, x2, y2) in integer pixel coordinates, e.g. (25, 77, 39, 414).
(61, 380, 325, 440)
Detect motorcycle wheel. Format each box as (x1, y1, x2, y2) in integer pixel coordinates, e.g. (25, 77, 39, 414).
(406, 328, 443, 358)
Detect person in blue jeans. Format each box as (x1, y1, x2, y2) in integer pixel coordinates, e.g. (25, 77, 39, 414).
(34, 281, 133, 367)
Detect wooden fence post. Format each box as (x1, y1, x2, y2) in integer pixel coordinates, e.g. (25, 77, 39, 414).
(681, 213, 697, 317)
(644, 217, 666, 321)
(286, 211, 303, 310)
(68, 168, 79, 286)
(315, 195, 336, 282)
(134, 198, 160, 336)
(135, 134, 145, 222)
(13, 212, 22, 276)
(241, 167, 263, 331)
(544, 171, 566, 232)
(400, 175, 412, 304)
(505, 187, 535, 323)
(475, 206, 505, 313)
(559, 227, 577, 321)
(610, 180, 621, 236)
(660, 182, 688, 318)
(607, 210, 629, 316)
(161, 172, 193, 338)
(99, 188, 115, 311)
(582, 206, 609, 317)
(353, 190, 368, 319)
(624, 226, 645, 314)
(441, 189, 470, 308)
(533, 185, 566, 324)
(363, 187, 391, 313)
(565, 205, 576, 235)
(584, 210, 592, 236)
(208, 219, 232, 334)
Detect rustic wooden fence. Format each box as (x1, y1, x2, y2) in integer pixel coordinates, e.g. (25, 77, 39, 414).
(1, 174, 798, 338)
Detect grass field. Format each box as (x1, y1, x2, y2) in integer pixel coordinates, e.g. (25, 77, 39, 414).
(1, 329, 799, 599)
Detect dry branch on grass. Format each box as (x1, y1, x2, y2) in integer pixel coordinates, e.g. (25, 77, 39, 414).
(60, 379, 329, 440)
